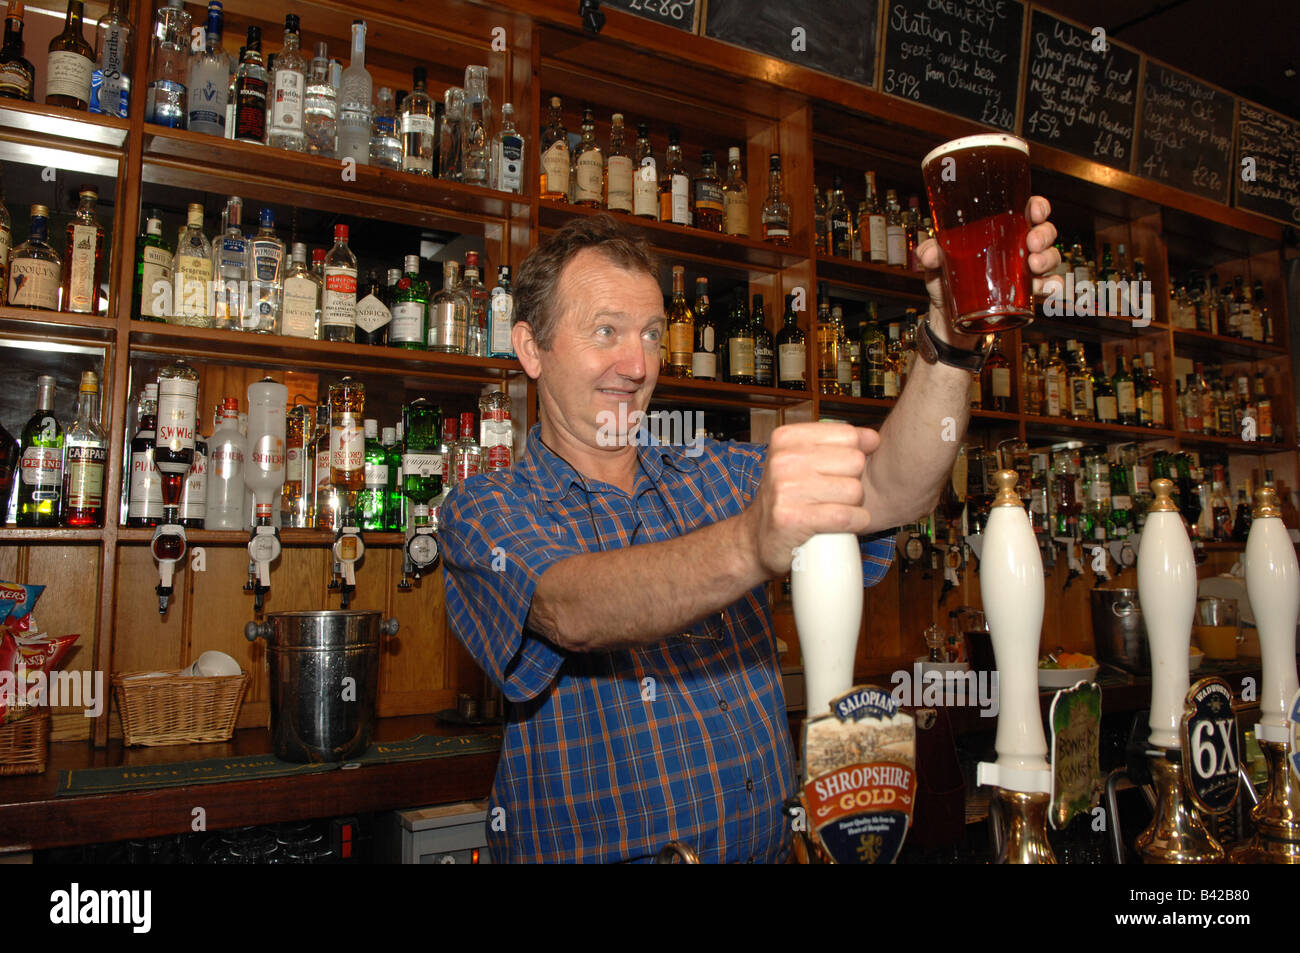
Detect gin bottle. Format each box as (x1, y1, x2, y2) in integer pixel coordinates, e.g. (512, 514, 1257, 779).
(390, 254, 428, 350)
(335, 20, 371, 165)
(321, 224, 357, 342)
(399, 67, 435, 174)
(134, 208, 172, 321)
(491, 102, 524, 193)
(428, 260, 467, 353)
(280, 242, 319, 339)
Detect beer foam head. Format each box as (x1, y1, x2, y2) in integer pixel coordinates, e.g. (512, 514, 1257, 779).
(922, 134, 1029, 171)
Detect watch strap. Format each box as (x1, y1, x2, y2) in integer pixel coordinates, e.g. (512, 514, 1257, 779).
(917, 317, 993, 373)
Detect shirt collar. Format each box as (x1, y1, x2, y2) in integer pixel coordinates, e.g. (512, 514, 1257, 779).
(522, 422, 699, 503)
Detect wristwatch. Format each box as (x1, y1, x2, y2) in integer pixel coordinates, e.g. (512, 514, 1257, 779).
(916, 316, 994, 373)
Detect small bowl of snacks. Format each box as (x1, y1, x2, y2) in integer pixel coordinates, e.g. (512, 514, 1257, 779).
(1189, 646, 1205, 672)
(1037, 651, 1100, 689)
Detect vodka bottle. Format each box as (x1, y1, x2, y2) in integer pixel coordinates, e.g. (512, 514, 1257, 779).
(368, 85, 401, 169)
(488, 266, 515, 358)
(303, 41, 336, 157)
(491, 102, 524, 193)
(205, 397, 246, 530)
(460, 64, 492, 186)
(246, 207, 283, 333)
(212, 195, 248, 330)
(186, 1, 229, 135)
(232, 27, 267, 144)
(335, 20, 371, 165)
(439, 86, 463, 181)
(144, 0, 188, 127)
(267, 13, 306, 151)
(91, 0, 133, 118)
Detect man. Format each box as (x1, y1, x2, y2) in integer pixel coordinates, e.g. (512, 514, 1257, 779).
(441, 203, 1061, 862)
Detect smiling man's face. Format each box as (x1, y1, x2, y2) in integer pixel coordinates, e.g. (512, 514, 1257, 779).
(532, 247, 665, 457)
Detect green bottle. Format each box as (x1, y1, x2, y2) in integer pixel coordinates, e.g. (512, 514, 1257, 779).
(390, 254, 429, 351)
(133, 208, 173, 322)
(380, 425, 398, 531)
(359, 418, 387, 531)
(16, 375, 63, 526)
(401, 397, 444, 526)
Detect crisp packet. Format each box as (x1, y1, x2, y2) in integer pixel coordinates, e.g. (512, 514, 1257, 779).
(0, 581, 44, 630)
(15, 631, 81, 679)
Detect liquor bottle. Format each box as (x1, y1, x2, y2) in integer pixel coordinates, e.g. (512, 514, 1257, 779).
(452, 412, 483, 484)
(884, 189, 906, 268)
(460, 64, 492, 187)
(883, 323, 902, 398)
(492, 101, 524, 194)
(760, 154, 790, 246)
(312, 402, 335, 529)
(154, 358, 199, 507)
(14, 375, 61, 526)
(813, 185, 828, 255)
(58, 186, 103, 314)
(401, 398, 443, 523)
(826, 175, 851, 257)
(46, 0, 95, 110)
(725, 292, 756, 385)
(815, 291, 839, 395)
(177, 422, 206, 529)
(479, 390, 512, 471)
(1069, 342, 1095, 422)
(376, 425, 397, 530)
(1131, 354, 1150, 427)
(439, 86, 464, 180)
(357, 419, 386, 530)
(244, 207, 283, 333)
(184, 1, 227, 135)
(593, 109, 630, 212)
(126, 385, 161, 527)
(1231, 485, 1252, 541)
(1255, 371, 1274, 442)
(693, 151, 724, 232)
(861, 315, 885, 399)
(1094, 360, 1117, 424)
(265, 14, 306, 151)
(1253, 280, 1271, 343)
(462, 251, 490, 357)
(1043, 340, 1067, 417)
(133, 209, 171, 321)
(304, 41, 336, 157)
(336, 20, 372, 165)
(400, 67, 436, 174)
(353, 269, 390, 346)
(632, 121, 657, 219)
(8, 204, 60, 311)
(366, 85, 400, 169)
(1114, 354, 1136, 426)
(863, 172, 887, 264)
(658, 128, 690, 226)
(0, 175, 9, 306)
(1209, 465, 1232, 541)
(223, 44, 240, 138)
(390, 254, 428, 350)
(0, 1, 34, 101)
(776, 294, 806, 391)
(905, 195, 922, 270)
(1020, 344, 1042, 415)
(752, 295, 774, 388)
(282, 404, 310, 527)
(540, 95, 569, 200)
(212, 195, 248, 330)
(90, 0, 132, 117)
(55, 369, 103, 527)
(834, 306, 852, 395)
(1144, 352, 1164, 428)
(232, 28, 267, 144)
(322, 224, 357, 342)
(144, 0, 188, 125)
(663, 265, 693, 379)
(327, 378, 365, 522)
(428, 260, 468, 353)
(488, 266, 515, 359)
(721, 147, 749, 238)
(982, 336, 1011, 411)
(279, 243, 319, 339)
(691, 277, 716, 382)
(204, 398, 244, 529)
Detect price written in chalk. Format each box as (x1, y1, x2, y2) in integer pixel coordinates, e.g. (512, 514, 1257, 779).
(624, 0, 691, 21)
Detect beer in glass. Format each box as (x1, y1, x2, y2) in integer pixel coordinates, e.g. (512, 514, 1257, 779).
(921, 134, 1034, 333)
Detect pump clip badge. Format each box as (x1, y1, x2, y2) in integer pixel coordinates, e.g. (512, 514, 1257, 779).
(801, 687, 916, 864)
(1180, 677, 1240, 816)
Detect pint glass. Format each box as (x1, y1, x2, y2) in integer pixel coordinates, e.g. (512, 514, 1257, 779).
(921, 134, 1034, 333)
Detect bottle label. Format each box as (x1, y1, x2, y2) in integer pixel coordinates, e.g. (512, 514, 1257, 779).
(235, 76, 268, 140)
(401, 113, 436, 136)
(323, 266, 357, 329)
(869, 216, 887, 261)
(46, 50, 93, 103)
(282, 275, 318, 337)
(496, 133, 524, 192)
(837, 357, 851, 386)
(668, 322, 692, 358)
(391, 301, 425, 343)
(778, 343, 804, 383)
(606, 155, 634, 211)
(179, 449, 206, 520)
(456, 451, 483, 482)
(140, 246, 173, 319)
(489, 292, 514, 354)
(575, 152, 603, 202)
(634, 157, 657, 216)
(8, 259, 60, 310)
(364, 462, 389, 488)
(0, 226, 8, 265)
(886, 225, 906, 266)
(692, 351, 716, 380)
(271, 69, 304, 132)
(251, 434, 284, 477)
(695, 180, 723, 213)
(65, 444, 107, 510)
(129, 449, 164, 518)
(727, 338, 755, 377)
(315, 456, 331, 487)
(187, 62, 228, 130)
(431, 300, 465, 350)
(20, 446, 62, 489)
(0, 63, 33, 100)
(355, 293, 391, 334)
(330, 415, 364, 474)
(156, 378, 198, 460)
(1045, 376, 1063, 416)
(670, 173, 690, 224)
(883, 369, 899, 397)
(1096, 395, 1118, 422)
(724, 192, 749, 236)
(1151, 392, 1164, 426)
(68, 223, 98, 312)
(1112, 495, 1132, 511)
(286, 445, 304, 483)
(402, 452, 443, 477)
(991, 367, 1011, 398)
(542, 141, 570, 194)
(176, 254, 213, 317)
(1116, 382, 1136, 416)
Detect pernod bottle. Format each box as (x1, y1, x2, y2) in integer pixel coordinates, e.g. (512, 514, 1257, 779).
(16, 376, 63, 527)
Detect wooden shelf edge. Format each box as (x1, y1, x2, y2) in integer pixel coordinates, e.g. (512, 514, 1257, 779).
(116, 528, 406, 545)
(0, 306, 117, 342)
(0, 99, 129, 152)
(0, 527, 106, 542)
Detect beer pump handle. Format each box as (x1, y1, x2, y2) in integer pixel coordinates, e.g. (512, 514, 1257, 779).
(1245, 487, 1300, 738)
(791, 533, 863, 718)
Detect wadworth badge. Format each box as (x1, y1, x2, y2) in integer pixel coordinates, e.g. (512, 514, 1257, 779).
(1289, 689, 1300, 785)
(801, 687, 916, 864)
(1048, 681, 1102, 829)
(1181, 677, 1240, 816)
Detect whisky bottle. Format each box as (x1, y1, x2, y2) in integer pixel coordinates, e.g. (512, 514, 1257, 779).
(982, 336, 1011, 412)
(826, 175, 851, 257)
(760, 154, 790, 246)
(693, 151, 724, 233)
(776, 294, 806, 391)
(540, 96, 570, 200)
(863, 172, 887, 264)
(834, 305, 851, 394)
(815, 289, 839, 395)
(1020, 344, 1042, 415)
(658, 128, 690, 226)
(885, 189, 906, 268)
(691, 277, 716, 382)
(328, 377, 366, 511)
(1132, 354, 1150, 427)
(0, 1, 34, 101)
(62, 185, 103, 314)
(725, 292, 755, 385)
(1114, 354, 1136, 426)
(722, 147, 749, 237)
(133, 209, 171, 322)
(752, 294, 773, 388)
(633, 122, 657, 219)
(1043, 340, 1067, 417)
(573, 104, 604, 208)
(46, 0, 95, 110)
(8, 204, 61, 311)
(16, 376, 63, 526)
(1144, 352, 1164, 427)
(812, 185, 828, 255)
(1094, 360, 1117, 424)
(664, 265, 693, 379)
(861, 315, 885, 399)
(604, 112, 633, 213)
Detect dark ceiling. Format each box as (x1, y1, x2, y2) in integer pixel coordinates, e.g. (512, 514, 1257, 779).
(1033, 0, 1300, 121)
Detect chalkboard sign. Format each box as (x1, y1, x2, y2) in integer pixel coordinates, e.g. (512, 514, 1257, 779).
(1235, 100, 1300, 227)
(604, 0, 699, 32)
(1135, 62, 1233, 204)
(879, 0, 1025, 131)
(1021, 10, 1139, 170)
(703, 0, 879, 86)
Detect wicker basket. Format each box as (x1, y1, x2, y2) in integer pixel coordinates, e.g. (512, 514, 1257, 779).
(0, 710, 49, 775)
(112, 671, 248, 746)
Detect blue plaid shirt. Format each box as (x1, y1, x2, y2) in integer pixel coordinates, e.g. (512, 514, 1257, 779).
(440, 423, 894, 863)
